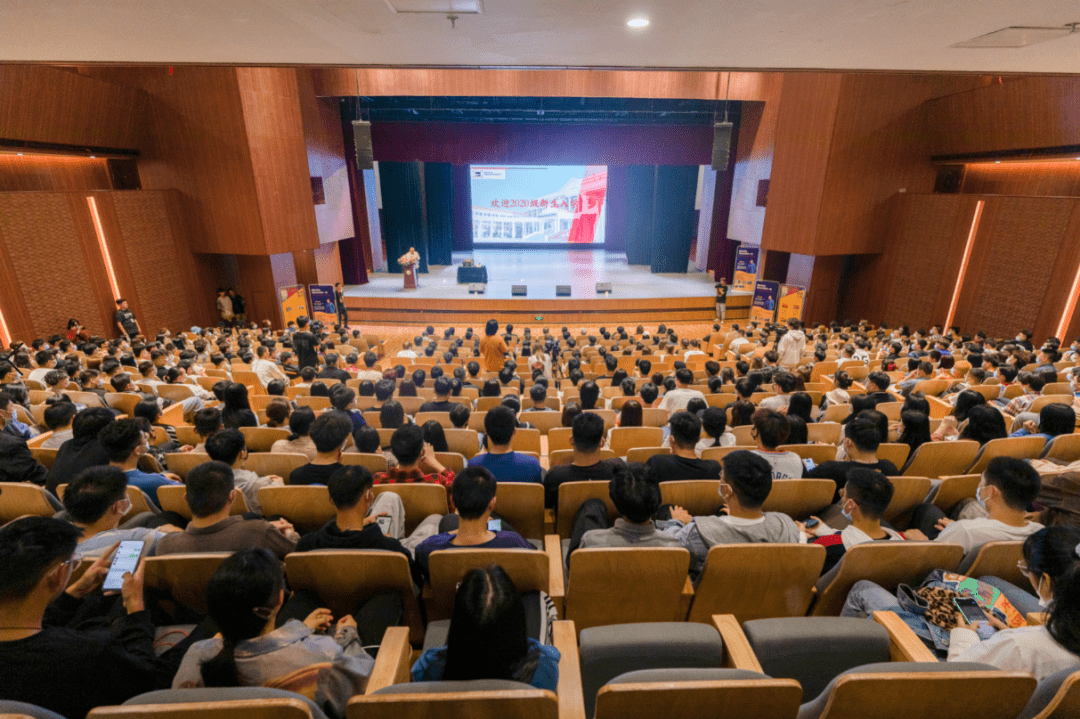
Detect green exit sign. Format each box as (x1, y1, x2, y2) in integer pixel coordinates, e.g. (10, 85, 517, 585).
(535, 316, 543, 321)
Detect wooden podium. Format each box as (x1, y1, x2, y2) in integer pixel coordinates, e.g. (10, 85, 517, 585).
(402, 262, 419, 290)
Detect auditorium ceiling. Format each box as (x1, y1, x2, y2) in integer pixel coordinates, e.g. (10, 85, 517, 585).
(2, 0, 1080, 73)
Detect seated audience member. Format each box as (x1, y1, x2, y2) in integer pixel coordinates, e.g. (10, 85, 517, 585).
(191, 406, 223, 453)
(373, 423, 455, 491)
(807, 416, 900, 505)
(221, 382, 258, 429)
(904, 457, 1043, 551)
(982, 526, 1080, 617)
(578, 380, 601, 410)
(412, 565, 559, 690)
(1010, 402, 1075, 444)
(172, 548, 374, 716)
(414, 467, 533, 576)
(350, 424, 398, 469)
(840, 527, 1080, 680)
(638, 381, 660, 408)
(824, 370, 853, 408)
(1003, 371, 1046, 417)
(355, 352, 383, 382)
(45, 406, 114, 494)
(803, 469, 903, 575)
(449, 402, 471, 430)
(297, 466, 429, 583)
(317, 352, 351, 383)
(561, 401, 583, 428)
(568, 462, 683, 555)
(647, 411, 722, 481)
(153, 461, 297, 558)
(952, 404, 1009, 445)
(658, 368, 707, 415)
(748, 408, 804, 479)
(544, 412, 619, 508)
(468, 405, 542, 483)
(663, 450, 802, 578)
(329, 384, 366, 433)
(421, 420, 449, 453)
(379, 400, 407, 432)
(41, 401, 78, 449)
(263, 397, 291, 429)
(864, 371, 893, 405)
(62, 465, 175, 557)
(526, 382, 554, 411)
(0, 517, 158, 719)
(759, 371, 797, 411)
(696, 406, 735, 454)
(251, 344, 288, 388)
(205, 428, 284, 514)
(0, 395, 48, 485)
(99, 418, 182, 504)
(419, 377, 457, 413)
(288, 411, 353, 486)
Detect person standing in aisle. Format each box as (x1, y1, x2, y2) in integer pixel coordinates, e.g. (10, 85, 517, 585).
(335, 282, 348, 328)
(114, 298, 141, 340)
(715, 281, 727, 322)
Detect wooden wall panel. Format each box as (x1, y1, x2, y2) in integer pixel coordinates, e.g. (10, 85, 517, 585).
(801, 255, 844, 326)
(953, 196, 1078, 338)
(236, 255, 280, 327)
(314, 242, 344, 286)
(0, 155, 113, 192)
(925, 76, 1080, 157)
(311, 68, 780, 101)
(759, 73, 843, 256)
(237, 68, 321, 256)
(727, 71, 783, 246)
(961, 162, 1080, 197)
(292, 249, 319, 289)
(0, 65, 148, 150)
(297, 70, 355, 245)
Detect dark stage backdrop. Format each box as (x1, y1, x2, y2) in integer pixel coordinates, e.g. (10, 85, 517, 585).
(424, 162, 454, 266)
(378, 161, 429, 274)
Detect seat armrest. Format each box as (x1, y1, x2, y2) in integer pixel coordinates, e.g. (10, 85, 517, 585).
(1027, 612, 1047, 626)
(365, 626, 411, 693)
(160, 402, 186, 427)
(711, 614, 764, 673)
(553, 620, 585, 719)
(873, 611, 937, 662)
(544, 534, 565, 617)
(544, 508, 556, 535)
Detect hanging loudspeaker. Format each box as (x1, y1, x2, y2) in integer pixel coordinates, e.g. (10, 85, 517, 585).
(353, 120, 373, 170)
(712, 122, 733, 170)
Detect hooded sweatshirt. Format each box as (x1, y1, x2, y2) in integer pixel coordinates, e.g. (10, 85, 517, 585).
(777, 329, 807, 369)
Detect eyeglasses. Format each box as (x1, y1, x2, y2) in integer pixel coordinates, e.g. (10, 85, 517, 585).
(1017, 561, 1032, 577)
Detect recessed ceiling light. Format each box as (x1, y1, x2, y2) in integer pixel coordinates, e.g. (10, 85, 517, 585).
(995, 160, 1002, 164)
(627, 18, 649, 28)
(16, 153, 22, 156)
(90, 155, 96, 158)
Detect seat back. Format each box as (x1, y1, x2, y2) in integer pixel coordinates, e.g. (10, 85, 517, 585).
(958, 541, 1026, 585)
(165, 452, 211, 479)
(92, 688, 321, 719)
(594, 674, 802, 719)
(967, 436, 1047, 475)
(1020, 666, 1080, 719)
(932, 474, 981, 514)
(1043, 433, 1080, 463)
(372, 483, 449, 534)
(257, 486, 335, 534)
(244, 453, 309, 483)
(426, 549, 550, 621)
(624, 446, 670, 463)
(414, 412, 453, 428)
(813, 542, 966, 616)
(731, 425, 755, 445)
(700, 446, 748, 462)
(548, 427, 573, 453)
(444, 429, 480, 459)
(760, 479, 836, 520)
(876, 443, 911, 469)
(157, 484, 247, 521)
(777, 444, 837, 464)
(902, 440, 980, 478)
(688, 544, 826, 624)
(883, 476, 933, 524)
(659, 480, 723, 518)
(806, 423, 842, 445)
(565, 547, 690, 631)
(548, 448, 617, 467)
(240, 427, 290, 452)
(557, 481, 617, 539)
(347, 683, 556, 719)
(30, 447, 58, 469)
(608, 427, 664, 457)
(494, 482, 545, 540)
(143, 553, 230, 616)
(510, 428, 542, 455)
(0, 482, 60, 523)
(822, 404, 852, 423)
(340, 453, 389, 473)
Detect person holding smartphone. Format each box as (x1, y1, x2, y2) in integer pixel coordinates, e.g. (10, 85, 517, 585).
(0, 517, 156, 719)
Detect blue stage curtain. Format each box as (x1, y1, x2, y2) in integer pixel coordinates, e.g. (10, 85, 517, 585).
(424, 162, 455, 266)
(625, 165, 655, 266)
(650, 165, 699, 273)
(452, 164, 473, 252)
(378, 161, 429, 273)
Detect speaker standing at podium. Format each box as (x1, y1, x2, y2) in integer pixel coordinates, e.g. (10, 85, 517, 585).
(398, 246, 421, 290)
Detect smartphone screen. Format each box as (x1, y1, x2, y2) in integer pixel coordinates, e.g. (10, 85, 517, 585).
(954, 597, 986, 625)
(376, 515, 393, 536)
(102, 540, 144, 592)
(804, 518, 819, 528)
(487, 518, 502, 532)
(802, 458, 816, 471)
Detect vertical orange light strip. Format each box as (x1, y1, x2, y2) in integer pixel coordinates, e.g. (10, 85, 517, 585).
(0, 305, 11, 348)
(1055, 261, 1080, 340)
(87, 197, 121, 300)
(944, 200, 984, 331)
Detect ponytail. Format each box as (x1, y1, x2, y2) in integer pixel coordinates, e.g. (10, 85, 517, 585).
(200, 638, 242, 687)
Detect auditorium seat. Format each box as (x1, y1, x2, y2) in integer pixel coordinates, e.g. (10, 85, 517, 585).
(510, 428, 543, 455)
(875, 443, 911, 469)
(424, 547, 557, 622)
(30, 447, 57, 469)
(89, 688, 321, 719)
(494, 482, 545, 540)
(778, 444, 837, 465)
(0, 699, 65, 719)
(444, 429, 480, 458)
(157, 484, 248, 520)
(931, 474, 981, 514)
(548, 427, 573, 453)
(371, 483, 448, 533)
(592, 669, 801, 719)
(1017, 666, 1080, 719)
(143, 553, 231, 618)
(759, 479, 835, 520)
(340, 452, 389, 473)
(608, 427, 663, 457)
(244, 453, 309, 483)
(806, 422, 842, 445)
(240, 427, 290, 452)
(659, 480, 723, 517)
(881, 476, 932, 525)
(966, 436, 1047, 475)
(624, 447, 669, 463)
(957, 541, 1026, 585)
(0, 482, 62, 524)
(901, 440, 980, 478)
(257, 486, 334, 534)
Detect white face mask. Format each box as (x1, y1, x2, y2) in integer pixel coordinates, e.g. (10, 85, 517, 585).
(1037, 575, 1051, 609)
(975, 485, 991, 509)
(840, 500, 854, 522)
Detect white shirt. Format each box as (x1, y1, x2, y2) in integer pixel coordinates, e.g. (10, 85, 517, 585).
(684, 350, 707, 361)
(936, 517, 1044, 554)
(729, 337, 749, 355)
(658, 387, 707, 415)
(397, 350, 417, 359)
(251, 358, 287, 388)
(695, 433, 736, 455)
(759, 394, 791, 411)
(28, 367, 53, 385)
(948, 625, 1078, 680)
(750, 449, 804, 479)
(355, 370, 384, 382)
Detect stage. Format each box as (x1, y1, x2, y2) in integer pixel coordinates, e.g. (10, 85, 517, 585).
(343, 250, 746, 325)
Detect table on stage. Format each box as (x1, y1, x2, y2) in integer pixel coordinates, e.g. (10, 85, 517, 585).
(457, 265, 488, 284)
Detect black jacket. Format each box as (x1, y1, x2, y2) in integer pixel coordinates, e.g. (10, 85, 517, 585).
(45, 436, 110, 494)
(0, 432, 48, 485)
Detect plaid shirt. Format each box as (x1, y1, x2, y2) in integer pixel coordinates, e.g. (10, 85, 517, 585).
(1003, 392, 1038, 418)
(373, 466, 455, 493)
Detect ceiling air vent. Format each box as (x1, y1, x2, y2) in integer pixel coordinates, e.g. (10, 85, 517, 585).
(383, 0, 483, 14)
(953, 24, 1078, 48)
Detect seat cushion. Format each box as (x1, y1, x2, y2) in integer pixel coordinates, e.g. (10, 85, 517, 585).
(373, 679, 536, 695)
(607, 668, 769, 685)
(796, 661, 998, 719)
(742, 617, 890, 702)
(579, 622, 723, 718)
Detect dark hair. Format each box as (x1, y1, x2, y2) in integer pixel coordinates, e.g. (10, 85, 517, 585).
(579, 381, 600, 410)
(898, 410, 931, 455)
(375, 379, 396, 401)
(983, 456, 1040, 511)
(843, 468, 894, 520)
(834, 370, 853, 390)
(43, 401, 78, 431)
(675, 368, 694, 386)
(0, 517, 83, 601)
(200, 548, 286, 687)
(751, 409, 789, 449)
(951, 390, 986, 422)
(185, 460, 236, 518)
(844, 416, 882, 453)
(571, 411, 606, 453)
(449, 403, 471, 429)
(434, 377, 452, 397)
(62, 465, 129, 524)
(442, 565, 535, 683)
(97, 418, 145, 463)
(786, 393, 814, 424)
(380, 401, 405, 430)
(609, 462, 661, 523)
(730, 399, 756, 427)
(327, 465, 374, 509)
(329, 384, 356, 412)
(482, 379, 501, 398)
(72, 406, 115, 440)
(389, 424, 425, 465)
(1025, 526, 1080, 587)
(669, 411, 702, 449)
(785, 416, 808, 445)
(397, 380, 417, 397)
(773, 372, 796, 393)
(451, 466, 497, 519)
(562, 401, 583, 428)
(280, 406, 314, 442)
(1046, 564, 1080, 655)
(618, 399, 643, 429)
(484, 405, 518, 446)
(206, 428, 246, 466)
(485, 319, 499, 337)
(867, 371, 890, 392)
(353, 425, 381, 454)
(309, 411, 353, 453)
(422, 420, 449, 453)
(639, 382, 659, 405)
(722, 450, 773, 509)
(959, 405, 1008, 445)
(1039, 403, 1076, 438)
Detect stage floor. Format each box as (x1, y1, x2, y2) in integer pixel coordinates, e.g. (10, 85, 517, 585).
(343, 250, 715, 301)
